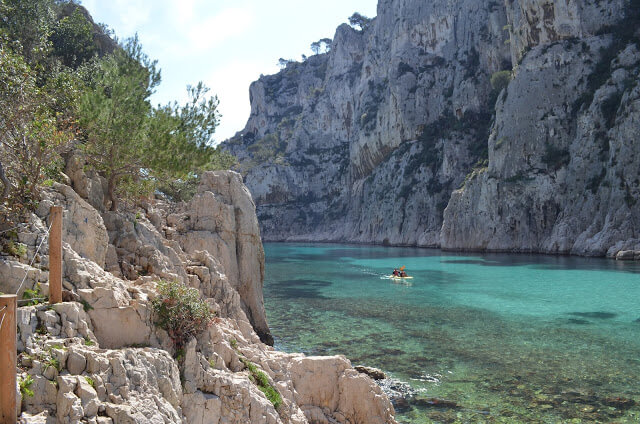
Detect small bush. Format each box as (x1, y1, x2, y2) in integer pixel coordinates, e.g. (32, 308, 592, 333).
(22, 284, 44, 306)
(85, 376, 96, 389)
(152, 280, 215, 350)
(19, 375, 34, 398)
(542, 143, 570, 170)
(43, 355, 61, 372)
(240, 357, 283, 409)
(490, 70, 512, 93)
(5, 241, 27, 258)
(80, 299, 93, 312)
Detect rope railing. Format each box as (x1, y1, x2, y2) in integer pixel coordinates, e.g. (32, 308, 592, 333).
(16, 297, 48, 305)
(15, 221, 52, 297)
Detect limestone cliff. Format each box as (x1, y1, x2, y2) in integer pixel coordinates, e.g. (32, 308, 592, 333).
(223, 0, 639, 256)
(225, 0, 511, 246)
(0, 166, 396, 423)
(441, 0, 640, 256)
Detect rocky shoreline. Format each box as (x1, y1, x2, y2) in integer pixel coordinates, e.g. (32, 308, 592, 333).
(0, 164, 397, 423)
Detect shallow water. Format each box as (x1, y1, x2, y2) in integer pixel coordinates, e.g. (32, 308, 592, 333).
(263, 243, 640, 423)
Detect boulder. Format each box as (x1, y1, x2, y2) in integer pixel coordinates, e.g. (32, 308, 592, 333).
(354, 365, 387, 380)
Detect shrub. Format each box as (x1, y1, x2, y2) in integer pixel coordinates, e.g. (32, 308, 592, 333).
(22, 284, 43, 306)
(19, 375, 34, 398)
(542, 143, 570, 170)
(152, 280, 215, 351)
(5, 241, 27, 258)
(490, 70, 512, 93)
(240, 357, 283, 409)
(43, 354, 61, 372)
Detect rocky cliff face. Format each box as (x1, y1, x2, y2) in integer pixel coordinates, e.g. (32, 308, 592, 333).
(441, 0, 640, 255)
(225, 0, 511, 246)
(224, 0, 639, 256)
(0, 164, 396, 423)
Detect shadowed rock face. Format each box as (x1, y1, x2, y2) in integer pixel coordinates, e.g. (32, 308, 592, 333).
(224, 0, 639, 257)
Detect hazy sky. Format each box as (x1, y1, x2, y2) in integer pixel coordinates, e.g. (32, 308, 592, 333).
(81, 0, 378, 143)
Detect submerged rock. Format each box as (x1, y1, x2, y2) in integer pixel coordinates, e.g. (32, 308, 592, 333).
(603, 397, 636, 410)
(414, 397, 460, 409)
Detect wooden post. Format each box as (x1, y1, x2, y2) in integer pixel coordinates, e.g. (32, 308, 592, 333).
(0, 295, 17, 423)
(49, 206, 62, 304)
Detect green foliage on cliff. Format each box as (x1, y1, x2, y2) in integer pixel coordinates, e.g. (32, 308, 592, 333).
(490, 70, 512, 93)
(19, 375, 35, 398)
(152, 280, 215, 351)
(49, 8, 96, 67)
(246, 133, 287, 165)
(348, 12, 372, 31)
(0, 0, 236, 223)
(240, 357, 283, 410)
(0, 40, 77, 218)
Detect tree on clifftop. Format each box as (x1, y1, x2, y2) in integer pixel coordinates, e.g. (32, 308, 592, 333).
(310, 38, 332, 55)
(78, 36, 160, 211)
(348, 12, 371, 31)
(49, 8, 97, 68)
(78, 37, 230, 211)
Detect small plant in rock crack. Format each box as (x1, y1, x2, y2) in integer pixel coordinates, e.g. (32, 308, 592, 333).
(85, 376, 96, 389)
(22, 283, 44, 306)
(240, 357, 283, 409)
(43, 354, 61, 372)
(19, 375, 34, 397)
(152, 280, 215, 352)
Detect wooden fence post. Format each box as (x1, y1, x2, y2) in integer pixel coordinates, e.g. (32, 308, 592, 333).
(49, 206, 62, 304)
(0, 294, 17, 423)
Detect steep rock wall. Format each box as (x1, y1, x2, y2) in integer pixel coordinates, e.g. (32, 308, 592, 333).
(225, 0, 511, 246)
(225, 0, 639, 256)
(441, 1, 640, 255)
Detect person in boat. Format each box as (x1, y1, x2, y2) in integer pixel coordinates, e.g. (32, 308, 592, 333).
(399, 270, 408, 278)
(392, 268, 400, 276)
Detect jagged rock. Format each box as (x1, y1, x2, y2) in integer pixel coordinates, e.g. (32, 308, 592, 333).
(0, 260, 43, 298)
(66, 350, 87, 375)
(354, 365, 387, 380)
(615, 250, 639, 261)
(10, 170, 396, 423)
(223, 0, 511, 247)
(441, 33, 640, 255)
(170, 171, 272, 344)
(41, 183, 109, 268)
(64, 150, 107, 212)
(505, 0, 626, 64)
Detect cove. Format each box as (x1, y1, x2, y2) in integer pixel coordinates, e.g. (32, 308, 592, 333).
(263, 243, 640, 423)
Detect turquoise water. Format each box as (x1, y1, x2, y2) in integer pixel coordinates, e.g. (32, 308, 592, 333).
(263, 243, 640, 423)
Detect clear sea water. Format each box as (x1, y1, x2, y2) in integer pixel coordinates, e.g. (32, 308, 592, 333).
(262, 243, 640, 423)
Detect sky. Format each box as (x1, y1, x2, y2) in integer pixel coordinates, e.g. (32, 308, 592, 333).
(80, 0, 379, 144)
